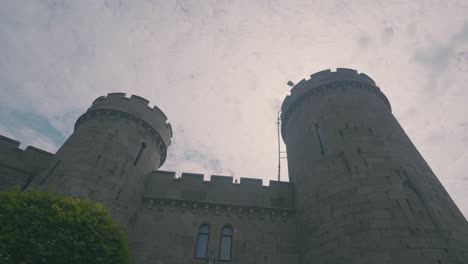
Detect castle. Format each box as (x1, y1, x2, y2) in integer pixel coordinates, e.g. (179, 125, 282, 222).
(1, 68, 468, 263)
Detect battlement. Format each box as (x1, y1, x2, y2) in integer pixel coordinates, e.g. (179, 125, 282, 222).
(144, 170, 294, 209)
(308, 68, 376, 86)
(77, 93, 172, 148)
(281, 68, 391, 139)
(0, 134, 21, 149)
(0, 134, 54, 191)
(0, 134, 54, 158)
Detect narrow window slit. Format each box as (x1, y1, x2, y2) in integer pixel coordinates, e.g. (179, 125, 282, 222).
(115, 188, 122, 200)
(339, 151, 352, 176)
(315, 123, 326, 155)
(406, 199, 414, 213)
(133, 142, 147, 166)
(357, 147, 369, 167)
(95, 154, 102, 167)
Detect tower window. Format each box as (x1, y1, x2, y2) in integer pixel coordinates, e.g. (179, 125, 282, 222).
(315, 123, 326, 155)
(194, 224, 210, 259)
(219, 225, 233, 261)
(133, 142, 147, 166)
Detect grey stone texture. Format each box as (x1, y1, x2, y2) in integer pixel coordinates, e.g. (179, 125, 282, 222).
(0, 135, 53, 191)
(28, 93, 172, 228)
(0, 69, 467, 263)
(130, 170, 298, 264)
(281, 68, 468, 263)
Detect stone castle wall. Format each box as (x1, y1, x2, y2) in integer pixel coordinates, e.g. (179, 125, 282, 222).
(28, 93, 173, 229)
(0, 135, 299, 264)
(131, 170, 298, 264)
(144, 170, 294, 209)
(281, 68, 468, 264)
(0, 135, 53, 191)
(2, 70, 468, 264)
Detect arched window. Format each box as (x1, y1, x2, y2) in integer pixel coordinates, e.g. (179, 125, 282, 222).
(194, 224, 210, 258)
(219, 225, 233, 261)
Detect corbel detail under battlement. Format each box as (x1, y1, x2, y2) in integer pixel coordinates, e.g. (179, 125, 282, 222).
(281, 80, 391, 139)
(143, 197, 295, 222)
(75, 110, 168, 164)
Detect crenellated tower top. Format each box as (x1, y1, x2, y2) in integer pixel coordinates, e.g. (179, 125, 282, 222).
(75, 93, 173, 164)
(280, 68, 391, 140)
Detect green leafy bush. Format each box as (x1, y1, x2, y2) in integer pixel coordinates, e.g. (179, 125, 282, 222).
(0, 190, 131, 264)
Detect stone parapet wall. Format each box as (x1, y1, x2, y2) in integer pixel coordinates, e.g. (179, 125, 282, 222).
(132, 190, 299, 264)
(143, 196, 294, 222)
(145, 170, 294, 210)
(0, 134, 53, 191)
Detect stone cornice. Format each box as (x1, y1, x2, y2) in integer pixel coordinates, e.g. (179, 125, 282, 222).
(143, 196, 295, 222)
(75, 109, 168, 165)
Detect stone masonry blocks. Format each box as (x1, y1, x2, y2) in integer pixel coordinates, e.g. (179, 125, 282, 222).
(281, 69, 468, 264)
(1, 70, 468, 264)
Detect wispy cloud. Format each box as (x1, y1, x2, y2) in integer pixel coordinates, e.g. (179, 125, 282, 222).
(413, 21, 468, 89)
(0, 0, 468, 216)
(0, 125, 58, 152)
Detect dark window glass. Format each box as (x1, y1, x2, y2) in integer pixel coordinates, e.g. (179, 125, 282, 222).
(219, 226, 233, 261)
(195, 224, 210, 258)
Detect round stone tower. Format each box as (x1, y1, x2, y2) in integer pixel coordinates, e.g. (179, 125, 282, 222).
(34, 93, 172, 228)
(281, 68, 468, 263)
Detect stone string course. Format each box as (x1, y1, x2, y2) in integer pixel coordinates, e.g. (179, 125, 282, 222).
(143, 197, 294, 222)
(145, 170, 295, 210)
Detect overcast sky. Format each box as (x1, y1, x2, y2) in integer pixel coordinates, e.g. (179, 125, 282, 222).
(1, 0, 467, 216)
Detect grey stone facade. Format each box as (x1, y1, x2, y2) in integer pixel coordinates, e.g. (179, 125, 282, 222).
(1, 68, 467, 263)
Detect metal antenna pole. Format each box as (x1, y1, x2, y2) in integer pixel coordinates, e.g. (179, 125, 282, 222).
(277, 111, 282, 181)
(277, 81, 294, 182)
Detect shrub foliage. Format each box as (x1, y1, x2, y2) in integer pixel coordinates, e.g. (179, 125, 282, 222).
(0, 190, 131, 264)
